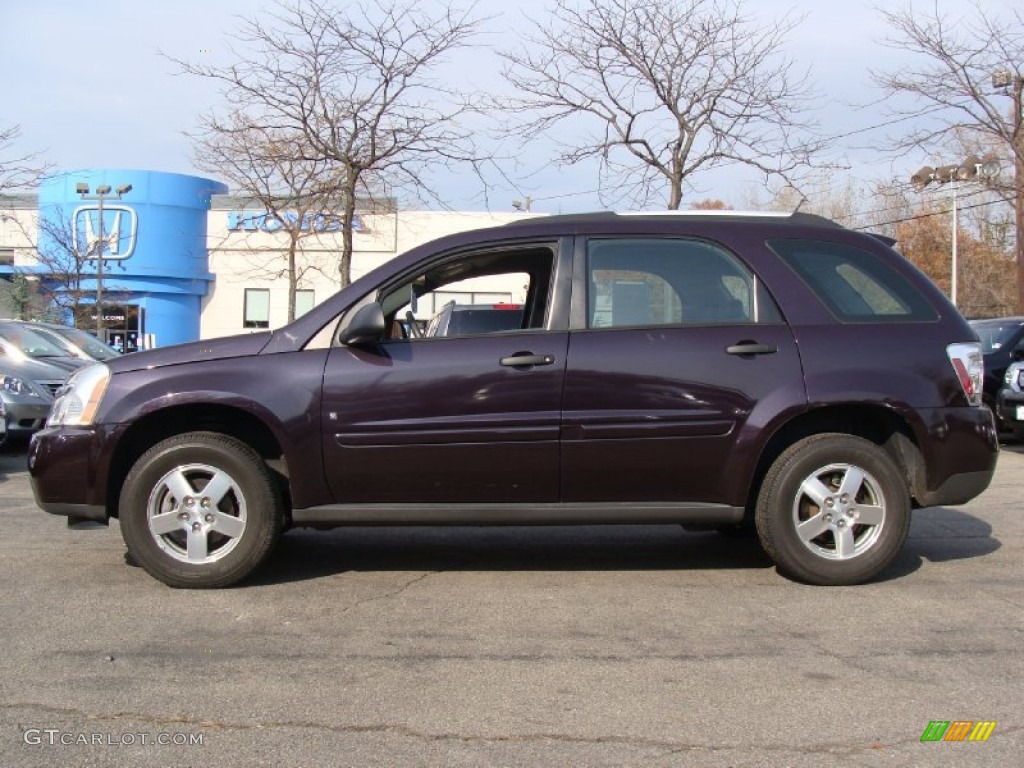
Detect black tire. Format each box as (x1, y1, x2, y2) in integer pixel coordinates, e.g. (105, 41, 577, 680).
(755, 433, 910, 586)
(119, 432, 283, 588)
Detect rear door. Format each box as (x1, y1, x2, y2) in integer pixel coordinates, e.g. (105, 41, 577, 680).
(561, 236, 807, 506)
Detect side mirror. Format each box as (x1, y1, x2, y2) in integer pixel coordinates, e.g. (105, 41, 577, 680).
(337, 302, 386, 346)
(1013, 345, 1024, 363)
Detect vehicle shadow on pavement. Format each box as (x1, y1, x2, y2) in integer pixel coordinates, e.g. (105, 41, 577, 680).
(249, 506, 1000, 586)
(251, 525, 777, 585)
(881, 506, 1000, 579)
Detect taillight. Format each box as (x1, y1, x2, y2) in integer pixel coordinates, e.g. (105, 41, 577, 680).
(946, 342, 983, 406)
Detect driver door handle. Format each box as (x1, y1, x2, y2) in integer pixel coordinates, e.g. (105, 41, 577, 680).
(726, 342, 778, 356)
(500, 353, 556, 368)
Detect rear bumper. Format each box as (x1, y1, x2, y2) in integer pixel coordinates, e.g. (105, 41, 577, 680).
(914, 406, 998, 507)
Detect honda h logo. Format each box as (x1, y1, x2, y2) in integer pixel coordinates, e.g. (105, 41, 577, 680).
(73, 205, 138, 260)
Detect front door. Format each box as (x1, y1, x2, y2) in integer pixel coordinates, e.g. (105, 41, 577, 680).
(321, 240, 569, 505)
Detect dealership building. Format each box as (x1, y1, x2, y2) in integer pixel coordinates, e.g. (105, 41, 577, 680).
(0, 169, 533, 350)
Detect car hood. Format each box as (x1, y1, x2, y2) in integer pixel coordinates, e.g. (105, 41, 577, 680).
(106, 332, 273, 374)
(0, 356, 70, 381)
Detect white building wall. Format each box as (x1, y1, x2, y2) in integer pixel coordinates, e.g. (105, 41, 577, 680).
(201, 209, 540, 339)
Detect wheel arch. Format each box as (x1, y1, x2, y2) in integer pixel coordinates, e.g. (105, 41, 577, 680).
(106, 403, 288, 520)
(743, 403, 925, 519)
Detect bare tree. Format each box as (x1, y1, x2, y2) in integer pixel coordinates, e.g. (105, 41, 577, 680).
(16, 214, 129, 326)
(194, 113, 355, 321)
(873, 2, 1024, 310)
(0, 124, 48, 197)
(500, 0, 822, 209)
(174, 0, 482, 288)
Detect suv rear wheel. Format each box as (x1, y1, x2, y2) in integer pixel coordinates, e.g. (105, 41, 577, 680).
(755, 433, 910, 586)
(119, 432, 283, 588)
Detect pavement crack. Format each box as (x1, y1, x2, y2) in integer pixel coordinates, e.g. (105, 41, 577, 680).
(338, 570, 443, 615)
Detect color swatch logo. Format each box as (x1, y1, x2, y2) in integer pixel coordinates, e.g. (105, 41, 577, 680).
(920, 720, 996, 742)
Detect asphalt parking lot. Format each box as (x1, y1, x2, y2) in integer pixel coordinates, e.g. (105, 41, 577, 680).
(1, 438, 1021, 768)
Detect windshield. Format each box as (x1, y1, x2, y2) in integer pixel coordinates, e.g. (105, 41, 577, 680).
(0, 324, 72, 359)
(53, 326, 120, 360)
(970, 320, 1024, 354)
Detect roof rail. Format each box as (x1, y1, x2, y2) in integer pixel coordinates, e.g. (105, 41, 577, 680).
(503, 210, 842, 228)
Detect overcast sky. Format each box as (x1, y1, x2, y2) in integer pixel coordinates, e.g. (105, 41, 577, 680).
(1, 0, 1013, 217)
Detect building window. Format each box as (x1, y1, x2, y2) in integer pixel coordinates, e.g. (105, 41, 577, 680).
(0, 249, 13, 267)
(243, 288, 270, 328)
(295, 289, 315, 318)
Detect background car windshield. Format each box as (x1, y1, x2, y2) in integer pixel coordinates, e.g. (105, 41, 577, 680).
(57, 327, 120, 360)
(0, 325, 71, 358)
(970, 320, 1023, 353)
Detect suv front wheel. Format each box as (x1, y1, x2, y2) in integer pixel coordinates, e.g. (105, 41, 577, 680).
(755, 434, 910, 586)
(119, 432, 283, 588)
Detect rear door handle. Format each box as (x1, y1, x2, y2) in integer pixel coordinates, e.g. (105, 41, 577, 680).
(500, 353, 556, 368)
(726, 342, 778, 356)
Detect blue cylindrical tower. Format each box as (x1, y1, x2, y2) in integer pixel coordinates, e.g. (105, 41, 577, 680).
(36, 169, 227, 348)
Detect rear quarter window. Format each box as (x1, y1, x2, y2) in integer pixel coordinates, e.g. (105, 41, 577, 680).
(769, 239, 937, 323)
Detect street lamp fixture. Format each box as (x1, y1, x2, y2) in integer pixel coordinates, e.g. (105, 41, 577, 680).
(76, 182, 133, 339)
(910, 154, 1000, 308)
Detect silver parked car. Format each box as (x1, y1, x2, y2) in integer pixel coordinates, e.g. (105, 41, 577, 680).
(0, 355, 67, 439)
(13, 321, 120, 362)
(0, 321, 89, 373)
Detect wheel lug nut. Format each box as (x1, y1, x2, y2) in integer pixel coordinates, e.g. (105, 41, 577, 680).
(838, 520, 846, 528)
(205, 514, 215, 523)
(185, 497, 195, 507)
(840, 494, 849, 503)
(191, 522, 202, 532)
(177, 511, 189, 521)
(201, 498, 211, 508)
(825, 498, 834, 508)
(824, 513, 833, 523)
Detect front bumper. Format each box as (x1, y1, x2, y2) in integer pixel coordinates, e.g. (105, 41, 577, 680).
(1, 397, 52, 436)
(996, 388, 1024, 433)
(29, 424, 126, 522)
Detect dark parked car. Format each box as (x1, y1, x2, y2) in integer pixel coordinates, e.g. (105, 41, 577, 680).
(29, 212, 997, 588)
(968, 316, 1024, 418)
(996, 360, 1024, 437)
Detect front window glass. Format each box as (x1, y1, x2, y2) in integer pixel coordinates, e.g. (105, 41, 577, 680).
(375, 246, 553, 341)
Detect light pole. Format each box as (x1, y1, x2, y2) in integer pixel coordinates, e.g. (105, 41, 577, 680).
(992, 70, 1024, 314)
(76, 182, 132, 338)
(910, 155, 1000, 307)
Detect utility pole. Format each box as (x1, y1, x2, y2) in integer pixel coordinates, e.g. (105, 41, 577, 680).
(75, 182, 132, 338)
(994, 71, 1024, 314)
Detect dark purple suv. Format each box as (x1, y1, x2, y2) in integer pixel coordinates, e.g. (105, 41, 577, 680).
(29, 212, 997, 588)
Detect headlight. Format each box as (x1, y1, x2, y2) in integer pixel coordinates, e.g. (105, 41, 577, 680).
(48, 363, 110, 426)
(0, 375, 42, 398)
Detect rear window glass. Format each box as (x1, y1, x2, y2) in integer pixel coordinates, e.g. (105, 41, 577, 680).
(769, 239, 937, 323)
